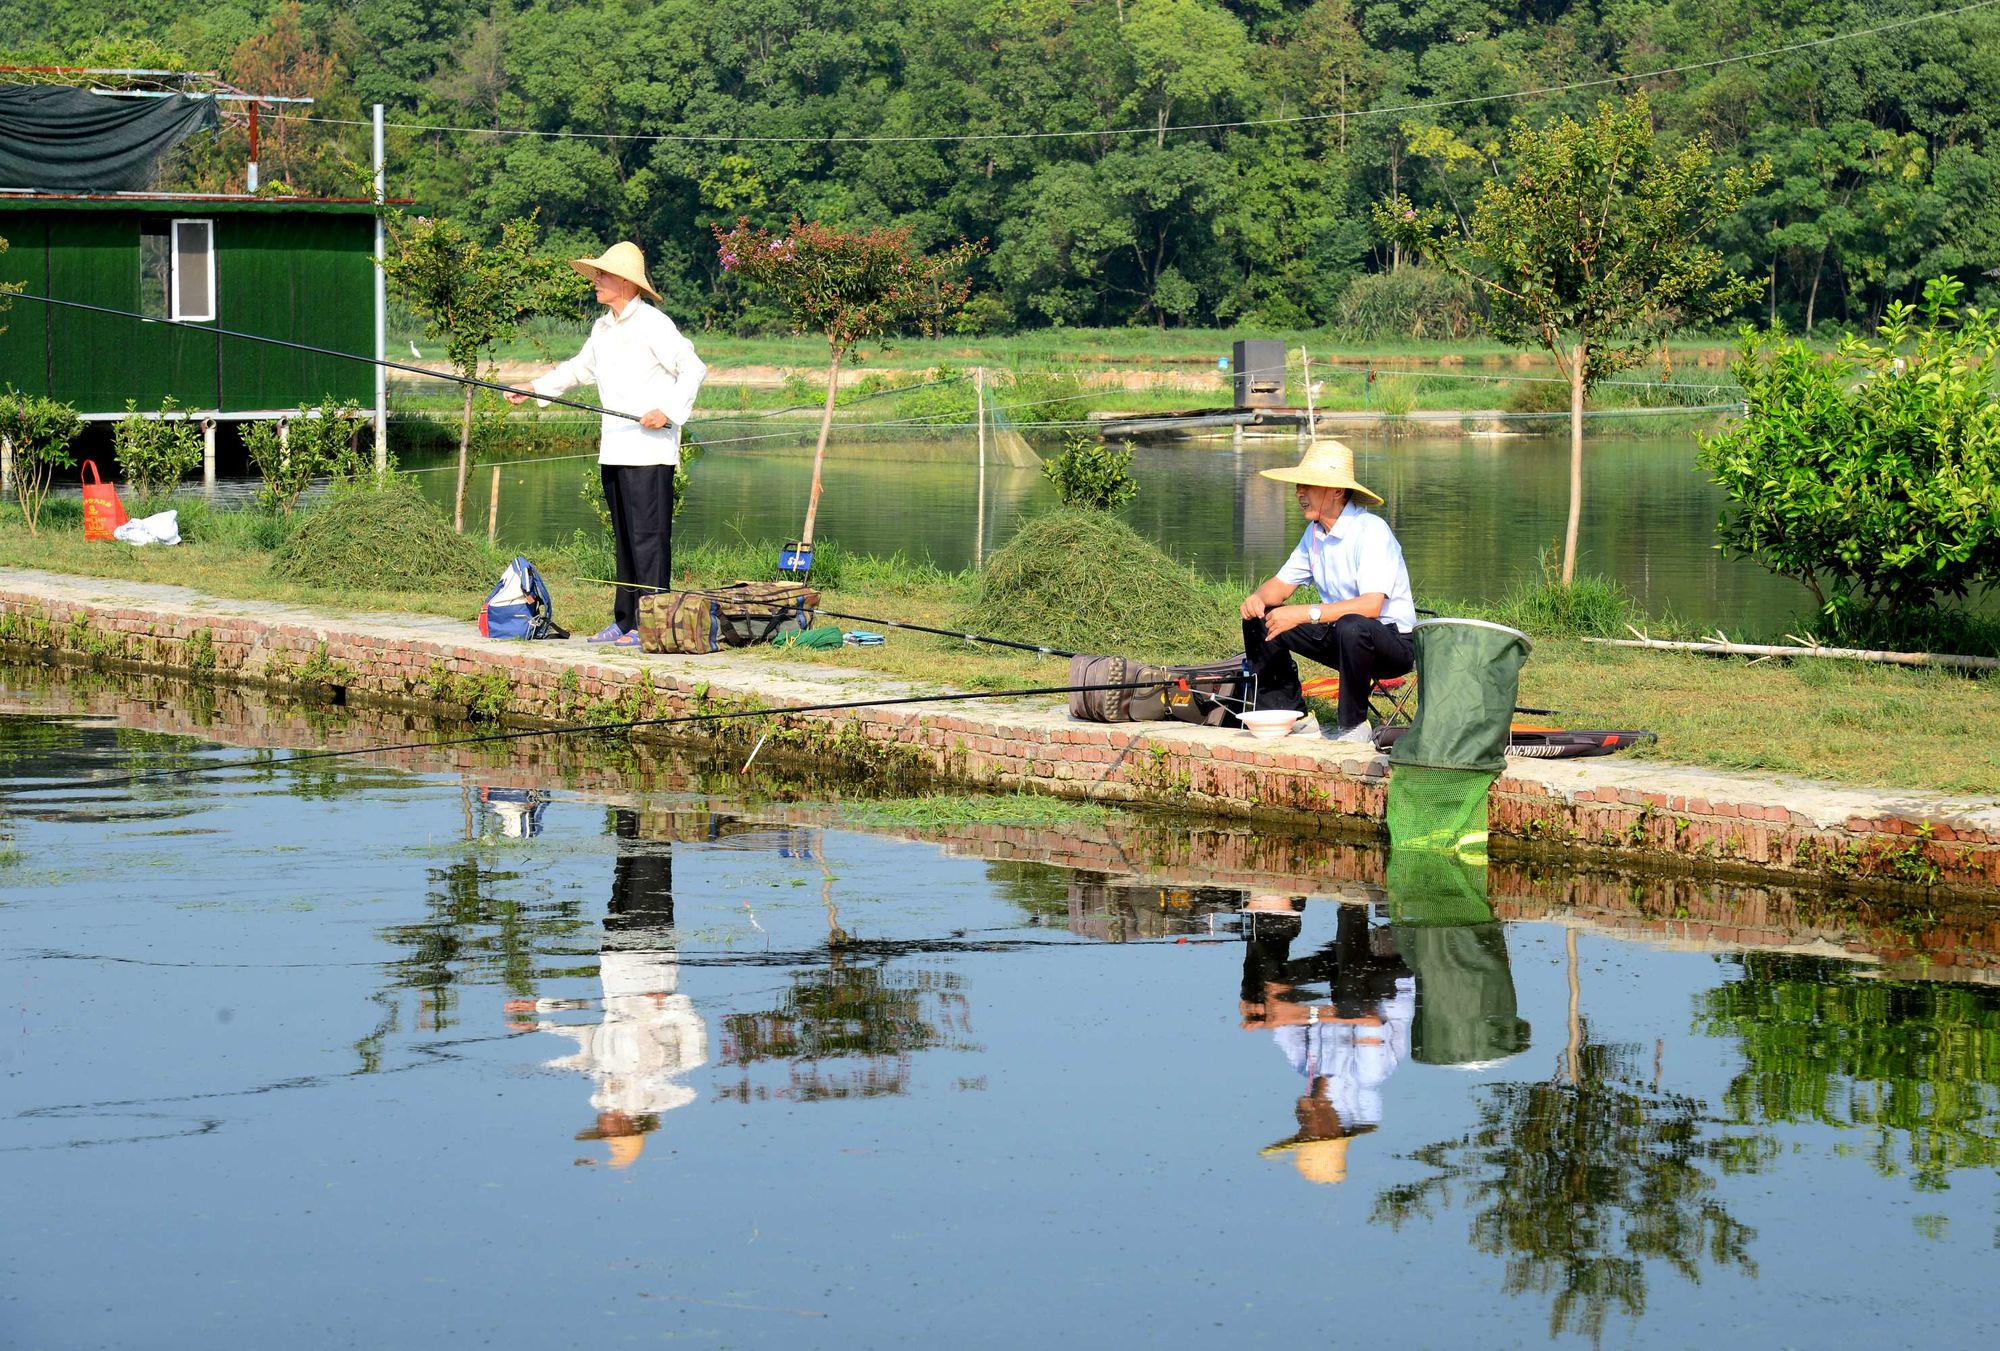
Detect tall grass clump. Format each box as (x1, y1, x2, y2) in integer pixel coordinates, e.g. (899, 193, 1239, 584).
(274, 477, 496, 593)
(963, 509, 1238, 661)
(1492, 549, 1640, 637)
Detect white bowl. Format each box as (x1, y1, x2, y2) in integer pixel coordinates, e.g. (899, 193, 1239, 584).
(1240, 709, 1304, 739)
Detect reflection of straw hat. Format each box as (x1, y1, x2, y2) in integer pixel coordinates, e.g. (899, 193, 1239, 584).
(571, 241, 661, 302)
(1258, 438, 1383, 507)
(575, 1110, 658, 1169)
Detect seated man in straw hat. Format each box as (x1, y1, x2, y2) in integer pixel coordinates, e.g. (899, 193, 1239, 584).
(1240, 438, 1416, 741)
(508, 242, 707, 646)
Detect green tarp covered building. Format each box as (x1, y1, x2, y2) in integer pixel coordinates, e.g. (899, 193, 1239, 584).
(0, 193, 377, 417)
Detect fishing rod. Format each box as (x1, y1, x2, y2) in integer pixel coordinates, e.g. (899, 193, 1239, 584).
(580, 576, 1568, 717)
(6, 293, 640, 423)
(29, 677, 1194, 794)
(579, 576, 1081, 658)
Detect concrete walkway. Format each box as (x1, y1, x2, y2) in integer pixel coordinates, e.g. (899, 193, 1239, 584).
(3, 566, 1996, 894)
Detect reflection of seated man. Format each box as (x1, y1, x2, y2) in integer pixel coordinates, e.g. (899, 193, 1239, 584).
(1238, 894, 1415, 1184)
(506, 811, 707, 1168)
(1239, 439, 1416, 742)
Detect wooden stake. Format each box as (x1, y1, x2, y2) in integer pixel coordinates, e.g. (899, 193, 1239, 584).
(487, 464, 501, 543)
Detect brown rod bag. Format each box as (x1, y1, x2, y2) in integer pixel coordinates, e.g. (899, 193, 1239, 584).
(638, 581, 822, 655)
(1067, 654, 1249, 727)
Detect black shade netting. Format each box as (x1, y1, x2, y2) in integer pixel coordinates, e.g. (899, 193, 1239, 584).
(0, 85, 219, 192)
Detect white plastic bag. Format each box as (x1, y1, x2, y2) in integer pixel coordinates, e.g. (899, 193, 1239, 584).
(114, 509, 181, 547)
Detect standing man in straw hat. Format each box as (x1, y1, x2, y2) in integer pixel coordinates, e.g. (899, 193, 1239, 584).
(508, 242, 707, 646)
(1240, 438, 1417, 741)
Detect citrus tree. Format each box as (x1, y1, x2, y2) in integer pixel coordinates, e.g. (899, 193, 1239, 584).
(382, 214, 581, 531)
(1697, 276, 2000, 643)
(1378, 95, 1767, 585)
(715, 219, 981, 550)
(0, 391, 83, 537)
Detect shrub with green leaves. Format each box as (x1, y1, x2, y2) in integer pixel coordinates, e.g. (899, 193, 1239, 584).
(113, 398, 203, 501)
(0, 390, 83, 536)
(1333, 266, 1480, 342)
(1041, 432, 1137, 511)
(1698, 276, 2000, 641)
(245, 399, 370, 515)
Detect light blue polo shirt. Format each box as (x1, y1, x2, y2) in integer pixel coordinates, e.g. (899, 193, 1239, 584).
(1277, 502, 1418, 632)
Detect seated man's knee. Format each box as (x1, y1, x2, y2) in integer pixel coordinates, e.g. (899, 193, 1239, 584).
(1332, 613, 1374, 644)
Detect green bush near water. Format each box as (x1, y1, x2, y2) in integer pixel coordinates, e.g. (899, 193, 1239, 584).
(963, 510, 1239, 662)
(274, 478, 499, 593)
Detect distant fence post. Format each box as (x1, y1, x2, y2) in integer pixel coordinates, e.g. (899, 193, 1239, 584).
(974, 366, 987, 570)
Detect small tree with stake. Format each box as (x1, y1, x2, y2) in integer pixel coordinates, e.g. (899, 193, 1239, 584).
(1377, 95, 1767, 585)
(381, 214, 581, 531)
(715, 219, 981, 555)
(0, 391, 83, 537)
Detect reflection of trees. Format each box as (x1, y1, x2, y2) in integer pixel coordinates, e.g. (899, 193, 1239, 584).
(361, 859, 590, 1061)
(1372, 1034, 1755, 1344)
(1695, 952, 2000, 1190)
(717, 959, 976, 1102)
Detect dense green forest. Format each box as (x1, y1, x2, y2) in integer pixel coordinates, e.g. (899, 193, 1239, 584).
(5, 0, 2000, 333)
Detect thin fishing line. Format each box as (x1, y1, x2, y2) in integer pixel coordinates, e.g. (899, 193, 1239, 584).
(42, 679, 1190, 794)
(6, 294, 641, 423)
(274, 1, 2000, 147)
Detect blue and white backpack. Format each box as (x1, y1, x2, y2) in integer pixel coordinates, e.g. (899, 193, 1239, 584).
(479, 556, 568, 640)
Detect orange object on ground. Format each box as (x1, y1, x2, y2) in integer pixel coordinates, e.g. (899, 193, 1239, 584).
(80, 461, 128, 541)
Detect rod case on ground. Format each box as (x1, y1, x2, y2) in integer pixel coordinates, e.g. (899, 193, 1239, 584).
(1066, 654, 1249, 726)
(1373, 724, 1656, 759)
(638, 581, 820, 654)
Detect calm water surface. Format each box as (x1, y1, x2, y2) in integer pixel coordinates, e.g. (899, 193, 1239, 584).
(406, 428, 1818, 631)
(4, 669, 1997, 1347)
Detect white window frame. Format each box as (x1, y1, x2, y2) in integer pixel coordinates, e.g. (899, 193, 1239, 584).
(170, 218, 216, 323)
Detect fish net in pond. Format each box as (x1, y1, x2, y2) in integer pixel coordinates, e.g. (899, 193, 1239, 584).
(1386, 618, 1532, 856)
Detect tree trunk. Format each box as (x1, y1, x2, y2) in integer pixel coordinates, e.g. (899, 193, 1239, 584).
(453, 382, 474, 533)
(1562, 341, 1585, 586)
(1565, 927, 1582, 1088)
(799, 348, 843, 549)
(1806, 245, 1828, 332)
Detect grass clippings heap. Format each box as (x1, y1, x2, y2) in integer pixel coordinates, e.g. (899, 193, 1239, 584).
(963, 509, 1238, 662)
(274, 478, 496, 594)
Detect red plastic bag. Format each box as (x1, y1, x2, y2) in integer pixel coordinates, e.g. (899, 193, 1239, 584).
(81, 460, 128, 542)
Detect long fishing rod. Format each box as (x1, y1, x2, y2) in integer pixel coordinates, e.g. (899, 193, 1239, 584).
(30, 677, 1191, 794)
(580, 576, 1567, 715)
(579, 576, 1081, 658)
(6, 293, 640, 423)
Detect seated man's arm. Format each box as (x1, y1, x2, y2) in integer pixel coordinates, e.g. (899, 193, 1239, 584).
(1240, 575, 1297, 620)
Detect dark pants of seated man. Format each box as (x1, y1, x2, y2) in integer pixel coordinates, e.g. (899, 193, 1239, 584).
(1242, 613, 1415, 731)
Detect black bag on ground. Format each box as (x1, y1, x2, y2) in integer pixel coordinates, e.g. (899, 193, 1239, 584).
(1160, 657, 1249, 728)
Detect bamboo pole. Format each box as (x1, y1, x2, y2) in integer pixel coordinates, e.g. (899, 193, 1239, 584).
(487, 464, 501, 544)
(1584, 632, 2000, 671)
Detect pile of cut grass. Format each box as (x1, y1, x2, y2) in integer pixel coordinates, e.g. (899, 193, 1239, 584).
(962, 509, 1239, 662)
(273, 478, 496, 593)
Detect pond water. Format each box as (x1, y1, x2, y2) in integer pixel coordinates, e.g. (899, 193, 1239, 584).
(5, 665, 1998, 1347)
(403, 427, 1821, 633)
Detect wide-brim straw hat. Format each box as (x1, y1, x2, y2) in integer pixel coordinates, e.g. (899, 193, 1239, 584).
(1259, 437, 1383, 507)
(572, 241, 660, 302)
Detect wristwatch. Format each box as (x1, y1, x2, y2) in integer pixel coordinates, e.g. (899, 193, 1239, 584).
(1308, 605, 1323, 624)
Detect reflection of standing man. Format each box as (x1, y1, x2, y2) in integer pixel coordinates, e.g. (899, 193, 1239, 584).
(507, 811, 707, 1168)
(508, 242, 707, 646)
(1238, 896, 1414, 1185)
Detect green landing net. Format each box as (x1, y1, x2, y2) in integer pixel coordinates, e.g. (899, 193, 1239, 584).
(1385, 618, 1532, 856)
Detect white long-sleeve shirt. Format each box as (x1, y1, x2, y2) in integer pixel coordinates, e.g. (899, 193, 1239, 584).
(531, 298, 707, 466)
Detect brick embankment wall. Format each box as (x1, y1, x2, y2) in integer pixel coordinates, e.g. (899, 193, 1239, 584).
(4, 567, 1998, 895)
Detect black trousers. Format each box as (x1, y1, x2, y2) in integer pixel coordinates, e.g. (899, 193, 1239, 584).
(1242, 612, 1414, 730)
(601, 463, 676, 631)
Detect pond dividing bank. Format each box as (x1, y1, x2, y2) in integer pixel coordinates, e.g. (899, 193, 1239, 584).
(4, 564, 1998, 896)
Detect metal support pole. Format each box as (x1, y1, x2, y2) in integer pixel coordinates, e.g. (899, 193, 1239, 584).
(372, 103, 388, 475)
(974, 367, 987, 570)
(202, 418, 217, 494)
(1, 435, 12, 496)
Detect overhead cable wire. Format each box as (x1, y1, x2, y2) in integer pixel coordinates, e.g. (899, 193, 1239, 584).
(273, 1, 2000, 147)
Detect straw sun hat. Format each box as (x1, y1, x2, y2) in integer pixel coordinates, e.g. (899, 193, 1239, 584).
(571, 241, 661, 302)
(1258, 437, 1383, 508)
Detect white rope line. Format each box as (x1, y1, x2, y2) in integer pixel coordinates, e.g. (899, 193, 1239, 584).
(274, 2, 1999, 147)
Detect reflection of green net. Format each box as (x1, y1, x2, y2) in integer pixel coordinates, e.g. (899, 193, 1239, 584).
(1386, 764, 1497, 855)
(1386, 849, 1494, 926)
(1384, 848, 1530, 1065)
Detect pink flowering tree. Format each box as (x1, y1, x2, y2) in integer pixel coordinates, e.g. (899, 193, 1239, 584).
(716, 219, 981, 550)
